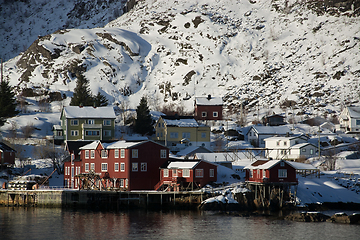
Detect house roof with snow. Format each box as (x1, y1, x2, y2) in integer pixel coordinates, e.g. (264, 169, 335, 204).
(195, 152, 250, 162)
(61, 106, 116, 119)
(167, 161, 200, 169)
(346, 106, 360, 118)
(195, 95, 223, 106)
(160, 115, 200, 127)
(246, 125, 293, 135)
(0, 142, 16, 152)
(263, 134, 308, 142)
(244, 160, 286, 170)
(176, 146, 212, 157)
(290, 143, 317, 149)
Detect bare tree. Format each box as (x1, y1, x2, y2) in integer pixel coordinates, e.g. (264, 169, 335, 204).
(323, 148, 337, 171)
(33, 142, 68, 174)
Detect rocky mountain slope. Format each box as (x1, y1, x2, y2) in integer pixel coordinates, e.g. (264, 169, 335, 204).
(2, 0, 360, 121)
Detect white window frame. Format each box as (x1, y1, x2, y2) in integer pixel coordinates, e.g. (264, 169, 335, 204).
(71, 130, 78, 136)
(132, 149, 138, 158)
(103, 120, 111, 126)
(183, 169, 190, 177)
(101, 149, 108, 158)
(141, 163, 147, 172)
(132, 162, 138, 172)
(120, 149, 125, 158)
(87, 119, 95, 125)
(120, 179, 124, 188)
(201, 111, 207, 117)
(172, 169, 177, 177)
(85, 163, 89, 172)
(163, 169, 169, 177)
(70, 119, 78, 126)
(210, 169, 214, 178)
(120, 163, 125, 172)
(101, 163, 108, 172)
(114, 149, 119, 158)
(114, 162, 119, 172)
(90, 150, 95, 159)
(90, 163, 95, 171)
(213, 111, 218, 117)
(85, 150, 89, 159)
(160, 149, 167, 158)
(182, 132, 191, 139)
(103, 130, 111, 137)
(278, 169, 287, 178)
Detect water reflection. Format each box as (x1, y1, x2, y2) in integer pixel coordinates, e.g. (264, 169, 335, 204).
(0, 208, 359, 240)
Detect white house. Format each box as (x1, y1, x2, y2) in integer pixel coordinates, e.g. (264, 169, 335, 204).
(337, 106, 360, 133)
(264, 135, 317, 160)
(246, 125, 293, 148)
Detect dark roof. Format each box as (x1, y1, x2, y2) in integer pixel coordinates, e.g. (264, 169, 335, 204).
(65, 141, 93, 155)
(0, 142, 16, 152)
(251, 160, 269, 167)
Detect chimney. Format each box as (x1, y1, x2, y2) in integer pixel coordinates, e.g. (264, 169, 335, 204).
(79, 103, 83, 108)
(207, 94, 211, 100)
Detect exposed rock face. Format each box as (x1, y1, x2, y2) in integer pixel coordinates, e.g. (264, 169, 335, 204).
(285, 212, 331, 222)
(327, 213, 360, 224)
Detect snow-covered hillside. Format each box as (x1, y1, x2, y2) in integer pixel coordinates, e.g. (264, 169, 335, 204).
(0, 0, 128, 61)
(2, 0, 360, 120)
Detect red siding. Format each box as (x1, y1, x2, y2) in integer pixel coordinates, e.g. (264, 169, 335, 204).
(195, 105, 223, 121)
(246, 161, 297, 183)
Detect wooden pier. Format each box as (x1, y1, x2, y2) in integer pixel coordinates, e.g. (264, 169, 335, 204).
(0, 189, 206, 210)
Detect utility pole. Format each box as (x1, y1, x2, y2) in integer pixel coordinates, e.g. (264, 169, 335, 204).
(317, 127, 322, 160)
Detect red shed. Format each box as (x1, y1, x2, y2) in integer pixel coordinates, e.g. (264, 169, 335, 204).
(64, 140, 169, 191)
(155, 159, 217, 191)
(0, 142, 16, 166)
(244, 160, 298, 184)
(194, 95, 223, 121)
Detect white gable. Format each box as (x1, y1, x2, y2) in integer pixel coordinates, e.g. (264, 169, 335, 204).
(167, 161, 199, 169)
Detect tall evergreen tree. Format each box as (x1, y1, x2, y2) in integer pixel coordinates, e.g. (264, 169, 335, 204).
(134, 97, 154, 135)
(93, 92, 108, 107)
(70, 74, 93, 106)
(0, 79, 19, 126)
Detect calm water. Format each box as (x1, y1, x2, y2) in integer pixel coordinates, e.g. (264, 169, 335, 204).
(0, 207, 359, 240)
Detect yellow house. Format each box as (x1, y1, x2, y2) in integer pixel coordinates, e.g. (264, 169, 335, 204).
(154, 116, 211, 150)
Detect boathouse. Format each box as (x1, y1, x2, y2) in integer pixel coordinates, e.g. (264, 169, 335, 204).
(155, 159, 217, 191)
(64, 140, 169, 191)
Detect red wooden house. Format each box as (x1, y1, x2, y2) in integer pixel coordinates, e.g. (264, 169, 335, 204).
(155, 159, 217, 191)
(64, 140, 169, 190)
(0, 142, 16, 166)
(244, 160, 298, 184)
(194, 95, 223, 121)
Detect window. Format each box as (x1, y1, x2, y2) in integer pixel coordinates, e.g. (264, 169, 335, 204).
(85, 130, 100, 136)
(173, 169, 177, 177)
(210, 169, 214, 177)
(302, 148, 306, 152)
(182, 132, 191, 139)
(120, 163, 125, 172)
(103, 130, 111, 137)
(249, 132, 252, 136)
(101, 150, 108, 158)
(71, 167, 74, 177)
(310, 149, 314, 155)
(114, 149, 119, 158)
(201, 132, 206, 138)
(120, 149, 125, 158)
(201, 111, 207, 117)
(132, 163, 138, 171)
(283, 141, 287, 146)
(71, 130, 78, 136)
(87, 119, 95, 125)
(263, 169, 266, 178)
(195, 169, 203, 178)
(85, 150, 89, 159)
(280, 161, 285, 167)
(125, 179, 128, 187)
(277, 141, 280, 146)
(213, 111, 218, 117)
(170, 132, 178, 138)
(85, 163, 89, 172)
(90, 163, 95, 171)
(160, 149, 167, 158)
(250, 170, 253, 178)
(132, 149, 138, 158)
(90, 150, 95, 159)
(103, 120, 111, 126)
(357, 120, 360, 125)
(114, 163, 119, 172)
(70, 119, 78, 126)
(141, 163, 147, 172)
(278, 169, 287, 178)
(163, 169, 169, 177)
(183, 169, 190, 177)
(120, 179, 124, 188)
(101, 163, 108, 172)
